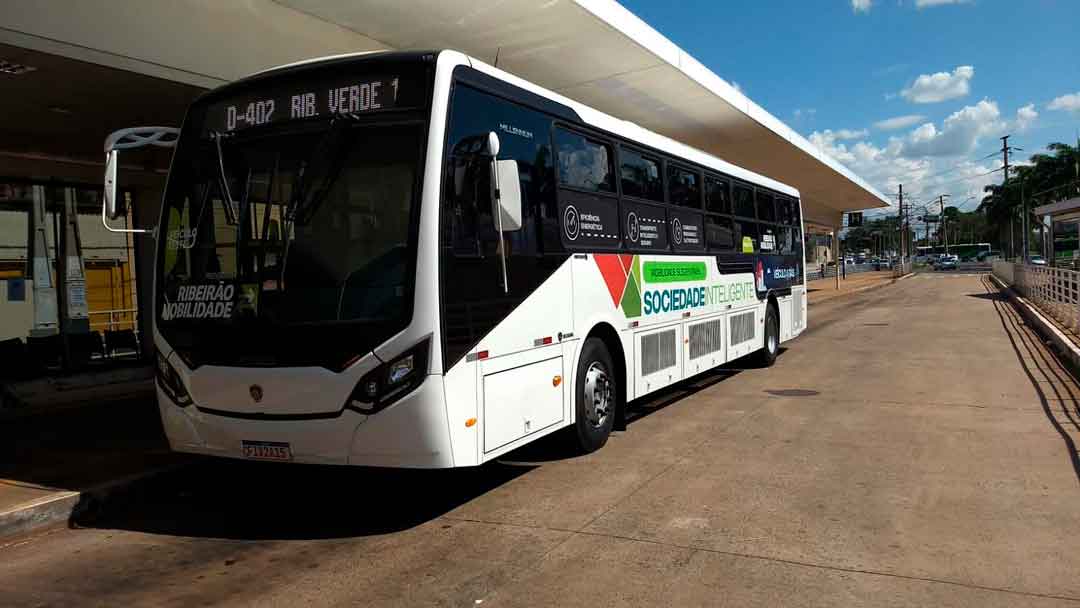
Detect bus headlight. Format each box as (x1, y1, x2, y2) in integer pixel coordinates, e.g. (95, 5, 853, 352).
(347, 337, 430, 414)
(155, 351, 193, 407)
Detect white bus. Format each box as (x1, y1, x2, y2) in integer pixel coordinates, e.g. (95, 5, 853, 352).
(107, 50, 807, 468)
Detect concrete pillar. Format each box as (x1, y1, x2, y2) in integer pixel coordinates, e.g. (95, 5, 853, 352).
(132, 185, 163, 361)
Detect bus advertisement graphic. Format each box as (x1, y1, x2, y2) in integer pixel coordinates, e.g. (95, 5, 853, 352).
(594, 255, 758, 319)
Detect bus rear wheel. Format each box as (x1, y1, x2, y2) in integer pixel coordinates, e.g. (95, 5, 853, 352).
(572, 338, 616, 453)
(756, 302, 780, 367)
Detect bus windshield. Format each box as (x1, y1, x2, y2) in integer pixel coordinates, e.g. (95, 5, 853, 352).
(156, 122, 423, 368)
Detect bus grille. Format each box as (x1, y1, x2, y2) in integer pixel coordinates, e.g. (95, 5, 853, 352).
(688, 318, 724, 360)
(640, 329, 677, 376)
(730, 311, 755, 345)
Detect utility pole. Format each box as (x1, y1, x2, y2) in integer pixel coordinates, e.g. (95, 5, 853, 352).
(939, 195, 950, 255)
(899, 184, 905, 264)
(1021, 174, 1028, 262)
(1009, 210, 1015, 260)
(1001, 134, 1031, 262)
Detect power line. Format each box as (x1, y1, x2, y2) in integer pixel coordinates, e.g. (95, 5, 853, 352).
(886, 145, 1003, 183)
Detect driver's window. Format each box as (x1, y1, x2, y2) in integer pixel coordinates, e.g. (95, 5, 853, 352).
(554, 128, 614, 194)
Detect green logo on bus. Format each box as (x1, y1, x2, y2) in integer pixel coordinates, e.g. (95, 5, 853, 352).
(642, 261, 707, 284)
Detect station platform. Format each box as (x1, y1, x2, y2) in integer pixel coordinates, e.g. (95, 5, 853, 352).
(0, 397, 190, 538)
(806, 270, 902, 306)
(0, 269, 909, 539)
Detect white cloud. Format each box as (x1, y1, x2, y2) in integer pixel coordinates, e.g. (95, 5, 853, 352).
(851, 0, 872, 13)
(900, 66, 974, 104)
(1015, 103, 1038, 132)
(901, 98, 1003, 157)
(874, 114, 926, 131)
(915, 0, 972, 7)
(828, 128, 868, 140)
(1048, 92, 1080, 114)
(807, 102, 1037, 210)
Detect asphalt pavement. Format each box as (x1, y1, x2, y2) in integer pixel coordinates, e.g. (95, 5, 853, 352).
(2, 273, 1079, 607)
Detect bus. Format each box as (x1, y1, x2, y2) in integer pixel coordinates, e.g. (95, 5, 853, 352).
(104, 50, 807, 468)
(915, 243, 990, 261)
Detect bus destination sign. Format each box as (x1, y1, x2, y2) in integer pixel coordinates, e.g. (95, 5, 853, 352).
(203, 73, 420, 135)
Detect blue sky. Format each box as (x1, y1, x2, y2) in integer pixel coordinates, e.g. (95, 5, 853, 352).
(620, 0, 1080, 213)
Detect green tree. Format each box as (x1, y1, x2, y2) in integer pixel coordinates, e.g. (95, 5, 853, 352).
(979, 141, 1080, 254)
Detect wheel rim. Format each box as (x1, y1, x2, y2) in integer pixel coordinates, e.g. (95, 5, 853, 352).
(583, 361, 613, 429)
(767, 313, 778, 354)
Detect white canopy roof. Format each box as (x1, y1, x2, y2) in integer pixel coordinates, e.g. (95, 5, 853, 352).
(0, 0, 887, 226)
(278, 0, 889, 224)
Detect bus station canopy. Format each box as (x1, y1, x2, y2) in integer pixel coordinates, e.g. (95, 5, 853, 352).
(0, 0, 888, 227)
(1034, 197, 1080, 224)
(278, 0, 890, 225)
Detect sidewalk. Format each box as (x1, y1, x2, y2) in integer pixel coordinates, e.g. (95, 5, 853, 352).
(0, 397, 192, 538)
(807, 270, 900, 305)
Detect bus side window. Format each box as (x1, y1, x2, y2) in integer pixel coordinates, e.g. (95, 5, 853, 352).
(706, 215, 736, 251)
(759, 224, 776, 254)
(554, 129, 614, 194)
(734, 219, 759, 253)
(443, 85, 557, 259)
(733, 184, 755, 219)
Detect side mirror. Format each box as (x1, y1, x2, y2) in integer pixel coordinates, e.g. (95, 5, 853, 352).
(104, 150, 120, 219)
(491, 159, 522, 231)
(101, 126, 179, 234)
(485, 131, 500, 157)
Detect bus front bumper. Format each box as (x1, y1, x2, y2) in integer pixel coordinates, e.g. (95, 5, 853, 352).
(158, 376, 456, 468)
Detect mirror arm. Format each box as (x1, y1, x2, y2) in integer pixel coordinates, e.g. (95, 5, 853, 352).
(101, 126, 179, 235)
(492, 154, 509, 295)
(101, 190, 153, 234)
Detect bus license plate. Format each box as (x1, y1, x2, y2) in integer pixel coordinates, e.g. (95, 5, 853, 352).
(241, 440, 292, 461)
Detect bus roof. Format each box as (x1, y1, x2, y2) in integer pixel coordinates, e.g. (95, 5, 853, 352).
(225, 50, 801, 199)
(270, 0, 890, 222)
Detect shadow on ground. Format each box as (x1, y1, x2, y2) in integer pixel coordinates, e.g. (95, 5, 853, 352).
(983, 276, 1080, 486)
(967, 291, 1006, 301)
(71, 356, 760, 541)
(0, 398, 180, 505)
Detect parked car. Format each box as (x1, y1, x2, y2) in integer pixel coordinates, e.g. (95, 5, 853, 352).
(1028, 255, 1047, 266)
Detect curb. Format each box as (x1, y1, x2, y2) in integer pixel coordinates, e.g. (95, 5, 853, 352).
(810, 272, 913, 306)
(0, 461, 189, 539)
(989, 275, 1080, 373)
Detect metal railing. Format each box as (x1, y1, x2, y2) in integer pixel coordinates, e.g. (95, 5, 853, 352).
(807, 262, 895, 281)
(995, 262, 1080, 331)
(87, 308, 139, 333)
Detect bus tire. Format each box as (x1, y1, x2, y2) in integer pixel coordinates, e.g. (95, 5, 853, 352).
(572, 337, 616, 453)
(756, 301, 779, 367)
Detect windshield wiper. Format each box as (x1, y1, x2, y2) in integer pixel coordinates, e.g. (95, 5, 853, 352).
(279, 113, 358, 290)
(286, 112, 357, 226)
(210, 131, 239, 225)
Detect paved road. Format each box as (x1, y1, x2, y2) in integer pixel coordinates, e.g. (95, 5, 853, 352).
(4, 274, 1080, 607)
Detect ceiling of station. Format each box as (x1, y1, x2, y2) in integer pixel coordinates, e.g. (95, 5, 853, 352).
(0, 42, 203, 174)
(0, 0, 887, 224)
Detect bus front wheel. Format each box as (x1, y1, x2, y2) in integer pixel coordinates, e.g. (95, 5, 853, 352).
(572, 337, 616, 453)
